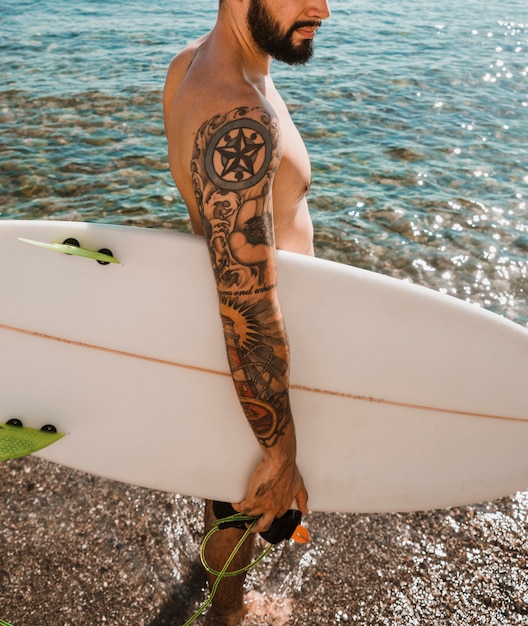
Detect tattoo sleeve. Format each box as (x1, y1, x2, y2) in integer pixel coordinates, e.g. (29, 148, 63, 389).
(191, 106, 292, 449)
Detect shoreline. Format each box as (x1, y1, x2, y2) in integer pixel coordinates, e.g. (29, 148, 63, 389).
(2, 456, 527, 625)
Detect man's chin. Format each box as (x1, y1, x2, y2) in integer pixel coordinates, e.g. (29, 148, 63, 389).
(274, 42, 313, 65)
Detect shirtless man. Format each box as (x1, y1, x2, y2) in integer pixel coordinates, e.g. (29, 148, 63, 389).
(163, 1, 331, 622)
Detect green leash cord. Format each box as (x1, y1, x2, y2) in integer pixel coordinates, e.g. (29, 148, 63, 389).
(182, 512, 274, 626)
(1, 620, 13, 626)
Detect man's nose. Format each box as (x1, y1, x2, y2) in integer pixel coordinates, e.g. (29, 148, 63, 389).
(306, 0, 331, 21)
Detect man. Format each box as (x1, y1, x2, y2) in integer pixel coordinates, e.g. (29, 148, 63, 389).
(163, 0, 331, 622)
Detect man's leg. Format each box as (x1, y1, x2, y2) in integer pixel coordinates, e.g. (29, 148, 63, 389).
(204, 499, 255, 625)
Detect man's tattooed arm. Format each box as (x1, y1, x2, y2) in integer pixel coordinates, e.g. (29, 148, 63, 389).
(192, 106, 292, 450)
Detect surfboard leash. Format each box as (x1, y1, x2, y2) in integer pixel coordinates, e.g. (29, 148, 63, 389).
(182, 502, 310, 626)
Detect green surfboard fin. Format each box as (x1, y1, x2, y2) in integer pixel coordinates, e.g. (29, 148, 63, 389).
(0, 422, 65, 461)
(18, 237, 120, 264)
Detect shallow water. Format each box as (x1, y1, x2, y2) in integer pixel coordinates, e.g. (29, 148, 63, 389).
(1, 0, 527, 321)
(1, 0, 528, 624)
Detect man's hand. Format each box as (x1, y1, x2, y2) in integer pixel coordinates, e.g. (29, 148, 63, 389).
(233, 452, 309, 534)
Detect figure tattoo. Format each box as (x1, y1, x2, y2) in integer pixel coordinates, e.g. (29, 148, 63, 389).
(192, 107, 292, 448)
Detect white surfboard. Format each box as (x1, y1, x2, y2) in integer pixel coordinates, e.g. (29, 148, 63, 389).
(1, 219, 527, 513)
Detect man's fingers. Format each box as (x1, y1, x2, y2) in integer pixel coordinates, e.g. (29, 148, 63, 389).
(231, 500, 289, 532)
(231, 501, 244, 514)
(252, 512, 275, 533)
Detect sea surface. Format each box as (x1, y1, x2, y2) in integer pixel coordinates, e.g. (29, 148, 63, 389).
(1, 1, 528, 624)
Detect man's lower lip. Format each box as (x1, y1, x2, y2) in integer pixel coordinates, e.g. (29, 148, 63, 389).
(296, 28, 317, 38)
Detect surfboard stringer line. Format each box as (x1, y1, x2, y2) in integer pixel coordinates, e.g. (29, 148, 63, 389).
(1, 322, 526, 425)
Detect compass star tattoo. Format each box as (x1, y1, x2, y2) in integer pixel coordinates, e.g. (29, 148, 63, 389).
(206, 118, 272, 190)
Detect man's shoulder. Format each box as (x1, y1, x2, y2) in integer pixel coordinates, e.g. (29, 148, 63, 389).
(166, 39, 279, 146)
(165, 36, 207, 86)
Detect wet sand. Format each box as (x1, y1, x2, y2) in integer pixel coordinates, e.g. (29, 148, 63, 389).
(1, 456, 527, 625)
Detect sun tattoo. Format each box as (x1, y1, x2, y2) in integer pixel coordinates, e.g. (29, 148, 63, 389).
(221, 296, 271, 351)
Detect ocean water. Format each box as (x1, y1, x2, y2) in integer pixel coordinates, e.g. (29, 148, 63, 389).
(1, 0, 527, 323)
(1, 2, 528, 625)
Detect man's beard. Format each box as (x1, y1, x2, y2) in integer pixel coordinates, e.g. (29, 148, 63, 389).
(247, 0, 319, 65)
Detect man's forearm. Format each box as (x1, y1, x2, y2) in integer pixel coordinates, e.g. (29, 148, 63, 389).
(219, 292, 294, 450)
